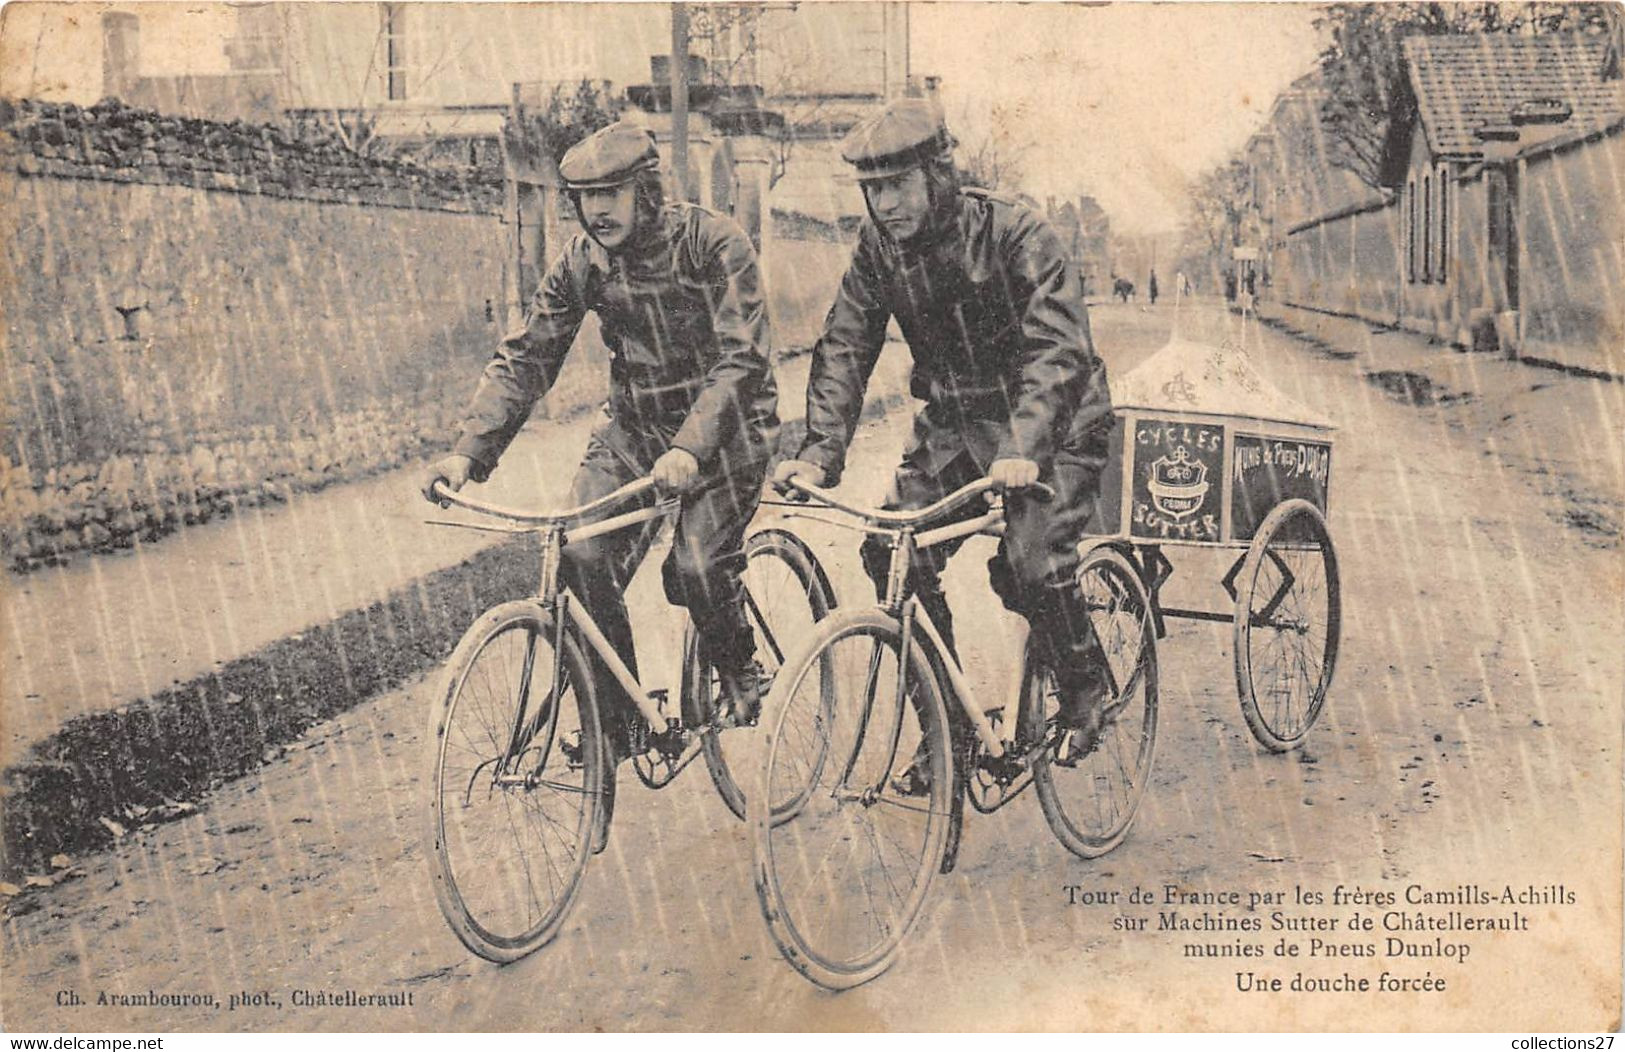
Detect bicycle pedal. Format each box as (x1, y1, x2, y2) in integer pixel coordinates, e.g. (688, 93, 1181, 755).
(888, 763, 932, 799)
(559, 730, 586, 770)
(647, 721, 689, 758)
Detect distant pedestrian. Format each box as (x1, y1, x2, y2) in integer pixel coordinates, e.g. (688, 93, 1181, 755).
(1148, 269, 1159, 305)
(1177, 270, 1191, 297)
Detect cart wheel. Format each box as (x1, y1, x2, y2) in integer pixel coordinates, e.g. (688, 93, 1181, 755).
(1233, 499, 1340, 751)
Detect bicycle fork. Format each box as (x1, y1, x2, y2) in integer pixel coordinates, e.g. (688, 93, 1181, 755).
(490, 526, 576, 789)
(841, 529, 1014, 801)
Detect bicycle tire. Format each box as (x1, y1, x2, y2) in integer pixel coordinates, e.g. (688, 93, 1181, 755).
(751, 608, 953, 990)
(684, 528, 836, 822)
(425, 599, 603, 962)
(1023, 547, 1159, 859)
(1234, 499, 1341, 751)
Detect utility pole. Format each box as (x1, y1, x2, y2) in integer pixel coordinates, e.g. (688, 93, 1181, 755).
(670, 2, 690, 204)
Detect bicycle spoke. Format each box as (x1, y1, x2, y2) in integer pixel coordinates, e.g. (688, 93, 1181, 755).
(759, 618, 948, 984)
(1032, 554, 1157, 859)
(430, 611, 597, 958)
(1239, 509, 1337, 748)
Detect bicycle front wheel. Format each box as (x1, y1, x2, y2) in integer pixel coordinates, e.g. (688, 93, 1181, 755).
(751, 609, 953, 990)
(1024, 547, 1159, 859)
(425, 600, 603, 962)
(685, 528, 835, 822)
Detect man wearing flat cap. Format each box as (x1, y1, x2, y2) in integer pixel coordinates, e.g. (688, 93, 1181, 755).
(424, 120, 779, 753)
(775, 97, 1116, 778)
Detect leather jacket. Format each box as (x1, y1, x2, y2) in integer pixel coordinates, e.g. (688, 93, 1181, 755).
(799, 188, 1111, 484)
(455, 202, 779, 475)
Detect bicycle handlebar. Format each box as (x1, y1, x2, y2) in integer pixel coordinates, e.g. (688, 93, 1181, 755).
(428, 476, 660, 527)
(780, 474, 1054, 530)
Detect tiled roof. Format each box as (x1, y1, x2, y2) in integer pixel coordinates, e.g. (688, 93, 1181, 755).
(1403, 33, 1625, 158)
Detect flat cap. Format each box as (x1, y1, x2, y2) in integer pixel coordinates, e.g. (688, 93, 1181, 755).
(559, 121, 660, 189)
(840, 97, 953, 179)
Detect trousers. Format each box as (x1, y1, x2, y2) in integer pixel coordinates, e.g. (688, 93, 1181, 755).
(857, 416, 1113, 700)
(559, 423, 767, 730)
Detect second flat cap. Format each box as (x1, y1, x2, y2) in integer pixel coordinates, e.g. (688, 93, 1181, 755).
(840, 97, 953, 179)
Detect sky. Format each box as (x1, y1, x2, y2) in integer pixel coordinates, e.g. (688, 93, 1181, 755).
(911, 2, 1327, 236)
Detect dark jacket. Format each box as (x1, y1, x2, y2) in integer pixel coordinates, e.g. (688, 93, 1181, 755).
(455, 203, 779, 476)
(799, 188, 1111, 484)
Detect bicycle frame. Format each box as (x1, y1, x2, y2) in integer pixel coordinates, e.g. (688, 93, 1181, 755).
(428, 478, 688, 734)
(780, 475, 1056, 763)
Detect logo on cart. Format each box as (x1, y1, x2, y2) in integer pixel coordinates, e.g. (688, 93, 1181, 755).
(1147, 446, 1210, 519)
(1161, 371, 1198, 405)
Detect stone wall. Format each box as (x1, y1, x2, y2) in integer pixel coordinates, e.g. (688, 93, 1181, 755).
(1520, 129, 1625, 373)
(0, 98, 509, 571)
(0, 99, 865, 571)
(1280, 201, 1403, 325)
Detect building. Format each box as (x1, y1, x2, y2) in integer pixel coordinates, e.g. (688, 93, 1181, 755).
(94, 4, 908, 208)
(1391, 32, 1623, 364)
(1253, 31, 1623, 375)
(90, 3, 914, 314)
(100, 8, 286, 124)
(1047, 195, 1111, 297)
(1241, 72, 1386, 303)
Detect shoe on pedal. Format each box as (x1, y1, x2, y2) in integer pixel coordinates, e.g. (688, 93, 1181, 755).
(716, 658, 768, 728)
(1054, 671, 1110, 765)
(890, 741, 929, 799)
(888, 755, 932, 798)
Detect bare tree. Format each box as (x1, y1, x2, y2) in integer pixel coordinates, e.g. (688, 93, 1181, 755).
(686, 3, 844, 190)
(505, 79, 623, 168)
(951, 100, 1034, 192)
(279, 8, 472, 161)
(1185, 158, 1250, 267)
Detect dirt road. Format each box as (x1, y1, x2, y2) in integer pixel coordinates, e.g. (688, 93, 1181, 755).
(4, 300, 1618, 1032)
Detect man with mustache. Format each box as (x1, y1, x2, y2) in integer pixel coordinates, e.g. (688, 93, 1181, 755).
(773, 97, 1116, 783)
(423, 121, 779, 757)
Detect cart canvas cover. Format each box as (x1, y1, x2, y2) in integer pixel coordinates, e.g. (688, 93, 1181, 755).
(1109, 335, 1336, 430)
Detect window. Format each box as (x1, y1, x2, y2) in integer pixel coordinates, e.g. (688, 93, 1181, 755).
(1436, 167, 1449, 281)
(1422, 173, 1432, 282)
(1407, 179, 1417, 283)
(383, 3, 406, 101)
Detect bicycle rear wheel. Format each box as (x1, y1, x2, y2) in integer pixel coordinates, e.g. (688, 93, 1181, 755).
(425, 600, 603, 962)
(1023, 547, 1159, 859)
(685, 528, 835, 822)
(751, 609, 953, 990)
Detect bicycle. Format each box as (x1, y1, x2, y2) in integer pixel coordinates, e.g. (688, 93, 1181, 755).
(423, 476, 834, 962)
(749, 474, 1159, 990)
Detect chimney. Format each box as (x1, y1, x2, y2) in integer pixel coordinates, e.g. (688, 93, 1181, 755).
(102, 11, 140, 100)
